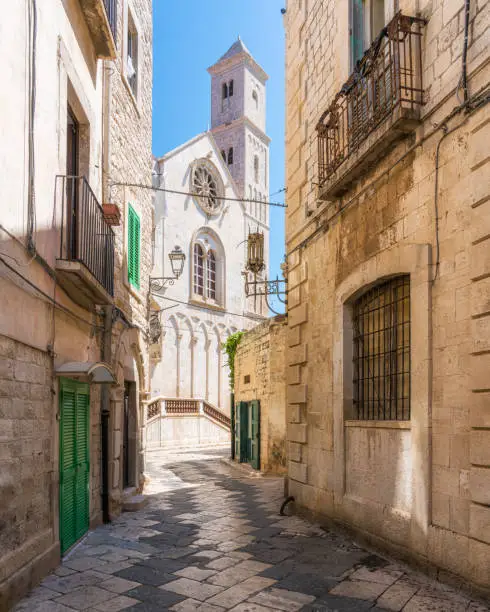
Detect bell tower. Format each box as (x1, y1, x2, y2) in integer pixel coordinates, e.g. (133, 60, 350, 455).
(208, 38, 270, 226)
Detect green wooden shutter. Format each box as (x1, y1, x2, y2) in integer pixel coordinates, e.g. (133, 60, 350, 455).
(60, 381, 76, 554)
(128, 205, 141, 289)
(75, 389, 90, 541)
(250, 400, 260, 470)
(59, 379, 89, 555)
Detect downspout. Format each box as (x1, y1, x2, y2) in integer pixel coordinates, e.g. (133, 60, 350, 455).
(461, 0, 471, 105)
(101, 59, 113, 524)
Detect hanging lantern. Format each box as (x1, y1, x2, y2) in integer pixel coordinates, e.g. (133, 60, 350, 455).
(247, 230, 265, 274)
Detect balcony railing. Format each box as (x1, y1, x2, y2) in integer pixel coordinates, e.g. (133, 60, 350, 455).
(102, 0, 117, 42)
(317, 13, 425, 197)
(58, 176, 114, 298)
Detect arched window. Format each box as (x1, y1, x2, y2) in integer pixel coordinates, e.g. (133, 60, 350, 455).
(222, 82, 228, 100)
(191, 231, 225, 306)
(221, 150, 226, 162)
(252, 90, 258, 109)
(207, 251, 216, 300)
(227, 148, 233, 165)
(254, 155, 259, 183)
(228, 80, 234, 97)
(193, 244, 204, 296)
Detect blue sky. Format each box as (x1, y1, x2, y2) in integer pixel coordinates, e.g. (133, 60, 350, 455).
(152, 1, 286, 313)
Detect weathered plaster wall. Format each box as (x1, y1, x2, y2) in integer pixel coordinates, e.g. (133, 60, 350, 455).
(234, 317, 287, 473)
(284, 0, 490, 592)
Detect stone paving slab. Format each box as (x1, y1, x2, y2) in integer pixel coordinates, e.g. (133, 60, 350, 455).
(14, 448, 490, 612)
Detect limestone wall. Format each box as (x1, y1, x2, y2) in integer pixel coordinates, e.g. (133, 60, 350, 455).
(105, 0, 153, 509)
(284, 0, 490, 592)
(234, 318, 287, 473)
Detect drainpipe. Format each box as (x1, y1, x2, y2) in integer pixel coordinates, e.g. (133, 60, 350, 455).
(101, 305, 113, 523)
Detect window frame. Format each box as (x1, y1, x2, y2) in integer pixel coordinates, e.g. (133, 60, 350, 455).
(350, 0, 395, 68)
(191, 233, 225, 308)
(351, 275, 410, 421)
(127, 204, 141, 290)
(122, 1, 141, 107)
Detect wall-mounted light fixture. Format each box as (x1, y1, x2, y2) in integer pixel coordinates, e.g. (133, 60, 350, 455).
(150, 245, 186, 293)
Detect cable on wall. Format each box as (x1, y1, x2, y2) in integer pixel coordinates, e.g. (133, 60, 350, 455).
(26, 0, 38, 254)
(0, 256, 104, 331)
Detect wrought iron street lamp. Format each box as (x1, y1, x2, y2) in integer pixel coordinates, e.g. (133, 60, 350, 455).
(150, 245, 186, 292)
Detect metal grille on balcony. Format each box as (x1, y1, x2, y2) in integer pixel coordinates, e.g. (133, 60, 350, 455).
(102, 0, 117, 42)
(317, 13, 425, 189)
(58, 176, 115, 297)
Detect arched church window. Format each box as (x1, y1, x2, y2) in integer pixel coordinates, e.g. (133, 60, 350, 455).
(207, 251, 217, 300)
(254, 155, 259, 183)
(222, 82, 228, 100)
(252, 90, 258, 109)
(191, 159, 224, 215)
(228, 80, 234, 97)
(221, 150, 226, 162)
(228, 148, 234, 165)
(191, 231, 225, 307)
(193, 244, 204, 296)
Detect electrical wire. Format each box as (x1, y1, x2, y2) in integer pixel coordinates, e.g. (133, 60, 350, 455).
(153, 294, 267, 321)
(109, 181, 287, 208)
(0, 256, 104, 331)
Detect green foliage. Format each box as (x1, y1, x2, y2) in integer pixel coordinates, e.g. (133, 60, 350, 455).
(222, 331, 244, 390)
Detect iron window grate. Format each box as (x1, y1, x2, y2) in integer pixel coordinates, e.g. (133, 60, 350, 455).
(353, 275, 410, 420)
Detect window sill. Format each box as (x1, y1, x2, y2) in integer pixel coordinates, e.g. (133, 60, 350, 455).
(121, 72, 141, 117)
(189, 297, 225, 312)
(344, 420, 411, 430)
(123, 275, 144, 305)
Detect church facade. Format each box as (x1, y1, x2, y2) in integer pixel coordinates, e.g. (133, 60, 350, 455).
(150, 40, 270, 419)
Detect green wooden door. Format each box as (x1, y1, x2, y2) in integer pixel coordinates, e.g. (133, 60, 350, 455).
(238, 402, 248, 462)
(250, 400, 260, 470)
(59, 379, 90, 554)
(234, 402, 240, 460)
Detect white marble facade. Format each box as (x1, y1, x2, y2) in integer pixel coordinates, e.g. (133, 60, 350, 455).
(151, 40, 270, 414)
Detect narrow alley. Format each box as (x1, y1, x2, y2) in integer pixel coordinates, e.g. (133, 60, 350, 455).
(15, 450, 489, 612)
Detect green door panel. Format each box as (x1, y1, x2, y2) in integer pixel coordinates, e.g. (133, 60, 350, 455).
(250, 400, 260, 470)
(239, 402, 248, 463)
(234, 402, 241, 460)
(59, 379, 89, 554)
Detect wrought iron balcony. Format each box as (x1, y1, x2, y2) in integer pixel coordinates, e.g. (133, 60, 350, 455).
(79, 0, 117, 59)
(56, 176, 115, 309)
(317, 13, 425, 200)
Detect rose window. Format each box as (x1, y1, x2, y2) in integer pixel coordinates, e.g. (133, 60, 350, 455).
(192, 163, 223, 214)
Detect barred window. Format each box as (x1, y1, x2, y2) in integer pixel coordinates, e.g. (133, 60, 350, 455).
(353, 276, 410, 420)
(193, 244, 204, 296)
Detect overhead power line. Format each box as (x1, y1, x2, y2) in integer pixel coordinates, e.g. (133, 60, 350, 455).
(154, 294, 267, 321)
(109, 181, 287, 208)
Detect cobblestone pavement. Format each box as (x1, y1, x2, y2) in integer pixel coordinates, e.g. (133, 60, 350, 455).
(16, 449, 489, 612)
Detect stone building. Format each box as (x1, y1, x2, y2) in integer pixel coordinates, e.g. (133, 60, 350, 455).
(147, 40, 269, 449)
(0, 0, 153, 607)
(233, 317, 288, 474)
(283, 0, 490, 594)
